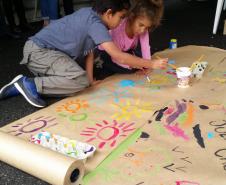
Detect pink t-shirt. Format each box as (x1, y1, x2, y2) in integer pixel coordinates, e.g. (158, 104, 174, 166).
(109, 18, 151, 69)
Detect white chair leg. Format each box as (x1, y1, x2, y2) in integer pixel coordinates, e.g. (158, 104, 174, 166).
(213, 0, 224, 34)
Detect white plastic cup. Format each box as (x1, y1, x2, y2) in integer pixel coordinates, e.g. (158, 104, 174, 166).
(176, 67, 191, 88)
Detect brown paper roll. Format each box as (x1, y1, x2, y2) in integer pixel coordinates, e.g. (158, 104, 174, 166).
(0, 131, 84, 185)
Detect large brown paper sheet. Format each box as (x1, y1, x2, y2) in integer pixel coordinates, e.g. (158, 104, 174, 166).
(0, 45, 226, 185)
(82, 46, 226, 185)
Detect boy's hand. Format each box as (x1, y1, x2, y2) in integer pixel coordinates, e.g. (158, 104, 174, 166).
(135, 68, 151, 76)
(151, 58, 168, 69)
(91, 80, 102, 86)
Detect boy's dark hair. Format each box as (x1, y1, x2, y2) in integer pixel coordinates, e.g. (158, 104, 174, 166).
(92, 0, 131, 15)
(130, 0, 164, 31)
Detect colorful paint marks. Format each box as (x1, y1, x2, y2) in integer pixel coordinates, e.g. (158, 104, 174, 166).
(119, 80, 135, 87)
(7, 116, 57, 136)
(207, 132, 214, 139)
(56, 99, 89, 113)
(80, 120, 136, 149)
(112, 89, 133, 103)
(112, 99, 152, 120)
(192, 124, 205, 148)
(153, 99, 195, 140)
(175, 180, 200, 185)
(165, 124, 189, 141)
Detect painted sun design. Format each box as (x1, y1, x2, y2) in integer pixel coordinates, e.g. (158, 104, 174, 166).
(111, 99, 152, 120)
(80, 120, 136, 149)
(7, 116, 57, 136)
(56, 99, 89, 113)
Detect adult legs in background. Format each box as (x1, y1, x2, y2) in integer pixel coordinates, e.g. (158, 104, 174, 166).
(62, 0, 74, 15)
(2, 0, 32, 31)
(40, 0, 58, 26)
(0, 0, 20, 38)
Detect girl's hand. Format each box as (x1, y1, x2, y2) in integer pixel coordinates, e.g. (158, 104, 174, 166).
(151, 58, 168, 69)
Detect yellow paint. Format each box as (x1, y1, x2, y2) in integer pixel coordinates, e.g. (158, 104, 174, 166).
(212, 77, 226, 83)
(112, 100, 152, 120)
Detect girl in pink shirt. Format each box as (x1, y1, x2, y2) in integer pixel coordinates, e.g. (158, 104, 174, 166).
(96, 0, 164, 79)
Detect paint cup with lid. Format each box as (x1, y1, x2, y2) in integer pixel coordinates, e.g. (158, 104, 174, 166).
(169, 39, 177, 49)
(176, 67, 192, 88)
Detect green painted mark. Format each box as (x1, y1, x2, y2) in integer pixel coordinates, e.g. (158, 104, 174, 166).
(82, 128, 142, 185)
(177, 112, 187, 125)
(69, 113, 87, 121)
(58, 113, 67, 117)
(153, 123, 167, 135)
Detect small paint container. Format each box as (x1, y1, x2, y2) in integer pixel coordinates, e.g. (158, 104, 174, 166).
(169, 39, 177, 49)
(176, 67, 191, 88)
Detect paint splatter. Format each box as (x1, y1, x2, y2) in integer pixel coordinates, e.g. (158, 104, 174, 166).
(80, 120, 135, 149)
(166, 101, 187, 124)
(119, 80, 135, 87)
(207, 132, 214, 139)
(176, 180, 200, 185)
(112, 89, 133, 103)
(154, 107, 168, 121)
(165, 124, 189, 140)
(140, 132, 150, 139)
(168, 60, 175, 64)
(193, 124, 205, 148)
(199, 105, 209, 110)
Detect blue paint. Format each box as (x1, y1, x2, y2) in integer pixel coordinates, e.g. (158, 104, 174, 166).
(168, 69, 176, 72)
(119, 80, 135, 87)
(168, 60, 175, 64)
(207, 132, 214, 139)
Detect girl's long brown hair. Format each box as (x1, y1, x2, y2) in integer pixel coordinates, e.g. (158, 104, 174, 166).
(129, 0, 164, 31)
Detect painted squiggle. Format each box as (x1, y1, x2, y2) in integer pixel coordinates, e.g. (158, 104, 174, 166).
(165, 124, 189, 140)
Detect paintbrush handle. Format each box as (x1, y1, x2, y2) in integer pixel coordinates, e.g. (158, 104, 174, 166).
(167, 63, 178, 70)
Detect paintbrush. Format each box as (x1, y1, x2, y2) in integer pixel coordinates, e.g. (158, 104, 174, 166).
(197, 54, 205, 62)
(142, 68, 151, 82)
(156, 55, 182, 71)
(191, 54, 205, 70)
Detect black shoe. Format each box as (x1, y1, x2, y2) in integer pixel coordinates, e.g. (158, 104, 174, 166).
(0, 75, 23, 100)
(14, 77, 46, 108)
(5, 31, 21, 39)
(19, 23, 34, 31)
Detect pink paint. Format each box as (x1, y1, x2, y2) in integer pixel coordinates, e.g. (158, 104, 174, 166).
(164, 107, 174, 115)
(99, 141, 106, 149)
(97, 126, 120, 141)
(176, 180, 200, 185)
(165, 124, 189, 140)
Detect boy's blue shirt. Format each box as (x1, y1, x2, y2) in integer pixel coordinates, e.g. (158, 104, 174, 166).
(30, 7, 112, 59)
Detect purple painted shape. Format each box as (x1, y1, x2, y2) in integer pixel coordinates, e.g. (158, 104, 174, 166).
(166, 101, 187, 124)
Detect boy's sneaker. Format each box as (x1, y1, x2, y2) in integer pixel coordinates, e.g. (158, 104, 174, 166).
(0, 75, 23, 100)
(14, 77, 46, 108)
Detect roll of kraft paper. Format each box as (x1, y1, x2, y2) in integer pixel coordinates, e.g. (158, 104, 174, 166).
(0, 131, 84, 185)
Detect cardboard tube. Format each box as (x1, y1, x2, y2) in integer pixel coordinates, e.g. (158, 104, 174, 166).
(0, 131, 84, 185)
